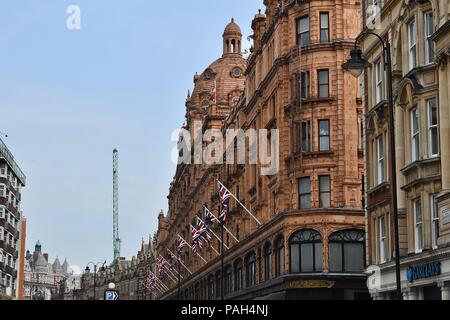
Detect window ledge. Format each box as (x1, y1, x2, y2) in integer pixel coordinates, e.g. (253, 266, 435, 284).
(367, 181, 390, 196)
(400, 156, 441, 174)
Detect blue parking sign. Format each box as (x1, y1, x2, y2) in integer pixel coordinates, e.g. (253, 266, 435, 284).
(104, 290, 119, 301)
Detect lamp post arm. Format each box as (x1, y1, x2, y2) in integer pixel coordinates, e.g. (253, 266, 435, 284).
(354, 31, 387, 51)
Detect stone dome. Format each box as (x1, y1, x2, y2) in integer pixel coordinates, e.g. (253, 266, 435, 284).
(223, 18, 242, 37)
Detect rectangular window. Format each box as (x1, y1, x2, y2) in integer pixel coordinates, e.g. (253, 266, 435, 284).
(414, 198, 423, 253)
(320, 12, 329, 42)
(379, 216, 387, 263)
(0, 165, 6, 177)
(427, 99, 439, 157)
(0, 184, 5, 197)
(375, 59, 383, 104)
(409, 19, 417, 70)
(318, 69, 329, 98)
(300, 71, 310, 99)
(431, 194, 439, 249)
(411, 107, 420, 162)
(425, 12, 435, 64)
(377, 135, 385, 184)
(319, 120, 330, 151)
(301, 121, 311, 152)
(299, 177, 311, 209)
(319, 176, 331, 208)
(297, 16, 310, 47)
(0, 206, 5, 219)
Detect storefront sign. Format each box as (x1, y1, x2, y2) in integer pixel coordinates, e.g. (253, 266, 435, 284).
(406, 262, 441, 283)
(288, 280, 335, 289)
(442, 209, 450, 225)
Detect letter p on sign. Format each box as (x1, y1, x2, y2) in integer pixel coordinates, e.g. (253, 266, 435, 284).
(66, 4, 81, 30)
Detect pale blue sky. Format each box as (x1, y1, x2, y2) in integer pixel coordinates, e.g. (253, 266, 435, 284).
(0, 0, 261, 269)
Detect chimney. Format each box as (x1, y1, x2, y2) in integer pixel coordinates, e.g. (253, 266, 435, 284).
(44, 253, 49, 262)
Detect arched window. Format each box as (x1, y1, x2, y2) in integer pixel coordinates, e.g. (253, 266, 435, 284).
(215, 270, 222, 299)
(264, 242, 272, 281)
(290, 229, 323, 273)
(246, 252, 256, 287)
(234, 259, 243, 291)
(329, 229, 365, 273)
(224, 265, 232, 296)
(275, 235, 285, 276)
(207, 275, 214, 300)
(194, 282, 200, 300)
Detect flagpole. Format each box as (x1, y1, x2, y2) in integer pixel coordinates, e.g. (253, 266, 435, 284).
(159, 255, 183, 279)
(149, 271, 169, 291)
(221, 219, 225, 301)
(151, 272, 169, 291)
(219, 180, 262, 226)
(177, 249, 181, 300)
(203, 206, 240, 243)
(180, 235, 208, 264)
(197, 215, 229, 249)
(168, 248, 193, 275)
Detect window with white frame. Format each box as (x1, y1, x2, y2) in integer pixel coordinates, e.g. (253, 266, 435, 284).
(377, 135, 386, 185)
(431, 194, 439, 249)
(0, 165, 6, 177)
(414, 198, 423, 253)
(408, 19, 417, 70)
(375, 59, 383, 104)
(0, 227, 4, 241)
(424, 11, 435, 64)
(379, 215, 387, 263)
(427, 99, 439, 157)
(411, 107, 420, 162)
(0, 184, 5, 197)
(0, 206, 5, 219)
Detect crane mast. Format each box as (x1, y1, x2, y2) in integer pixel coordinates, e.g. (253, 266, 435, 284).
(113, 149, 121, 264)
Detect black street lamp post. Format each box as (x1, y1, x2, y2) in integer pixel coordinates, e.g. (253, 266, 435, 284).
(342, 31, 402, 300)
(85, 261, 106, 300)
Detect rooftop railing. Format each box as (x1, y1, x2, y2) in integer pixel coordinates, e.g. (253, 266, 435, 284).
(0, 138, 26, 186)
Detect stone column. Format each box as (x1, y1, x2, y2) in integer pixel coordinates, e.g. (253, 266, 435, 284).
(439, 63, 450, 191)
(409, 287, 418, 300)
(440, 282, 450, 300)
(403, 290, 409, 300)
(395, 104, 406, 210)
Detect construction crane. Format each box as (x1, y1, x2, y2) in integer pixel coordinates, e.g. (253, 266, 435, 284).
(112, 149, 121, 264)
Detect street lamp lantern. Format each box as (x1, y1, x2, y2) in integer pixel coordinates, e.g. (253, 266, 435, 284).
(85, 266, 90, 273)
(342, 49, 371, 78)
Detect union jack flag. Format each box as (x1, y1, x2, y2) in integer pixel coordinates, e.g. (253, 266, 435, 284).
(218, 180, 231, 224)
(166, 253, 175, 272)
(191, 225, 204, 254)
(145, 274, 157, 292)
(204, 206, 218, 226)
(197, 217, 212, 244)
(177, 235, 188, 254)
(157, 257, 166, 274)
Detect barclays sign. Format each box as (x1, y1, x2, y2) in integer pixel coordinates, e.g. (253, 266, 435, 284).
(406, 262, 441, 283)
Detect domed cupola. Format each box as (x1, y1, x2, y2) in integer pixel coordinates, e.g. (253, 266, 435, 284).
(223, 18, 242, 56)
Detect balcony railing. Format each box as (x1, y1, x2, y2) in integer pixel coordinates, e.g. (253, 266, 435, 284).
(0, 138, 26, 186)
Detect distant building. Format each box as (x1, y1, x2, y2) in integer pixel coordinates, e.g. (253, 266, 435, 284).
(23, 241, 77, 300)
(0, 137, 26, 300)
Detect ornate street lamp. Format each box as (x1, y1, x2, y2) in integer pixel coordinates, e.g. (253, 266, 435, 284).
(342, 31, 402, 300)
(85, 261, 107, 300)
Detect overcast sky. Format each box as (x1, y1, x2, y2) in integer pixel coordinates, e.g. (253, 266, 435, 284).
(0, 0, 261, 269)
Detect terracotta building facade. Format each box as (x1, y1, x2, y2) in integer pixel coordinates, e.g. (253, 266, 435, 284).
(362, 0, 450, 300)
(155, 0, 368, 300)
